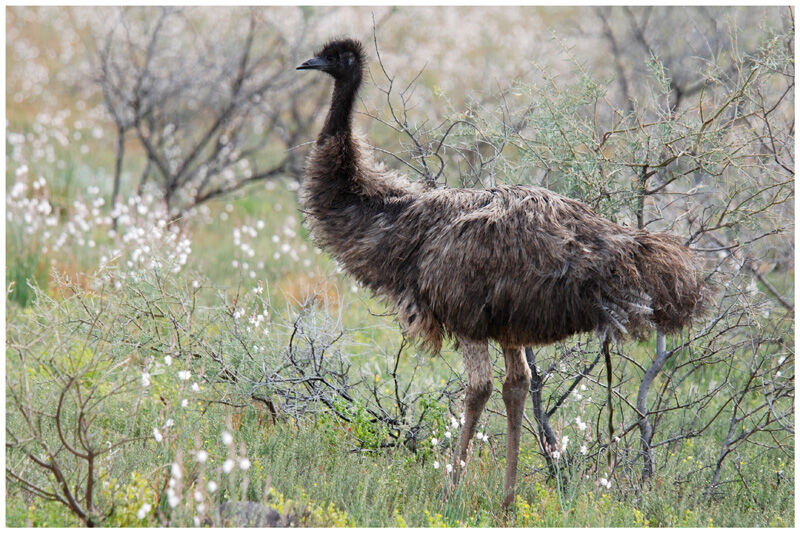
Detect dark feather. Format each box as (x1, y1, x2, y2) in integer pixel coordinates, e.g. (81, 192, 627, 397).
(300, 40, 707, 353)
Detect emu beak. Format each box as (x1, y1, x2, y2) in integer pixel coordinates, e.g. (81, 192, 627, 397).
(296, 56, 329, 71)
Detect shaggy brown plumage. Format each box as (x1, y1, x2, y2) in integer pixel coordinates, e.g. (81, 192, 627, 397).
(297, 38, 706, 508)
(299, 40, 705, 352)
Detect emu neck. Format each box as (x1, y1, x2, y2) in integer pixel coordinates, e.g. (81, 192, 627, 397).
(320, 75, 360, 139)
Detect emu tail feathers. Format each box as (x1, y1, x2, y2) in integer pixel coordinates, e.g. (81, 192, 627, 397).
(634, 231, 706, 333)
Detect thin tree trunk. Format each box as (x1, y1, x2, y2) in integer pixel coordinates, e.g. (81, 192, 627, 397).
(111, 126, 125, 230)
(709, 418, 736, 494)
(597, 8, 634, 114)
(636, 331, 669, 481)
(602, 339, 614, 465)
(632, 164, 667, 482)
(525, 347, 558, 473)
(137, 157, 152, 196)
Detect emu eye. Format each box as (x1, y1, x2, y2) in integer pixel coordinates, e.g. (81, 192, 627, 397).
(326, 55, 335, 62)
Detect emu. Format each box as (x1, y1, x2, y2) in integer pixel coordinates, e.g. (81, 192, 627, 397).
(297, 38, 705, 508)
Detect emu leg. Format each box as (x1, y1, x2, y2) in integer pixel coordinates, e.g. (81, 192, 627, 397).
(454, 338, 493, 485)
(501, 345, 532, 509)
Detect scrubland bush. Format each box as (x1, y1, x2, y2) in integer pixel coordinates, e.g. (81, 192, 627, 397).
(5, 260, 367, 526)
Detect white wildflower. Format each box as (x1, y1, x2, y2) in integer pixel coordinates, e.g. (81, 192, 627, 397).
(561, 435, 569, 452)
(208, 480, 218, 493)
(137, 503, 151, 519)
(460, 460, 466, 468)
(196, 450, 208, 463)
(239, 458, 251, 470)
(445, 463, 453, 473)
(580, 444, 588, 455)
(171, 462, 182, 479)
(192, 382, 200, 392)
(167, 489, 180, 508)
(181, 398, 189, 408)
(165, 418, 174, 428)
(223, 459, 235, 474)
(164, 355, 172, 366)
(433, 461, 440, 470)
(141, 372, 151, 387)
(222, 431, 233, 446)
(444, 431, 452, 440)
(431, 437, 438, 446)
(451, 416, 459, 428)
(178, 370, 191, 381)
(194, 490, 203, 502)
(153, 427, 163, 443)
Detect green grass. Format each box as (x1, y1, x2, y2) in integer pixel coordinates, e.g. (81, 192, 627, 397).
(182, 413, 795, 527)
(8, 403, 790, 527)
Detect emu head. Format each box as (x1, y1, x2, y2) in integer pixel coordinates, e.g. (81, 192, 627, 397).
(296, 38, 365, 82)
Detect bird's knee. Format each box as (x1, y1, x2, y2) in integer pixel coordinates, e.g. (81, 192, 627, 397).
(466, 380, 493, 408)
(502, 374, 530, 405)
